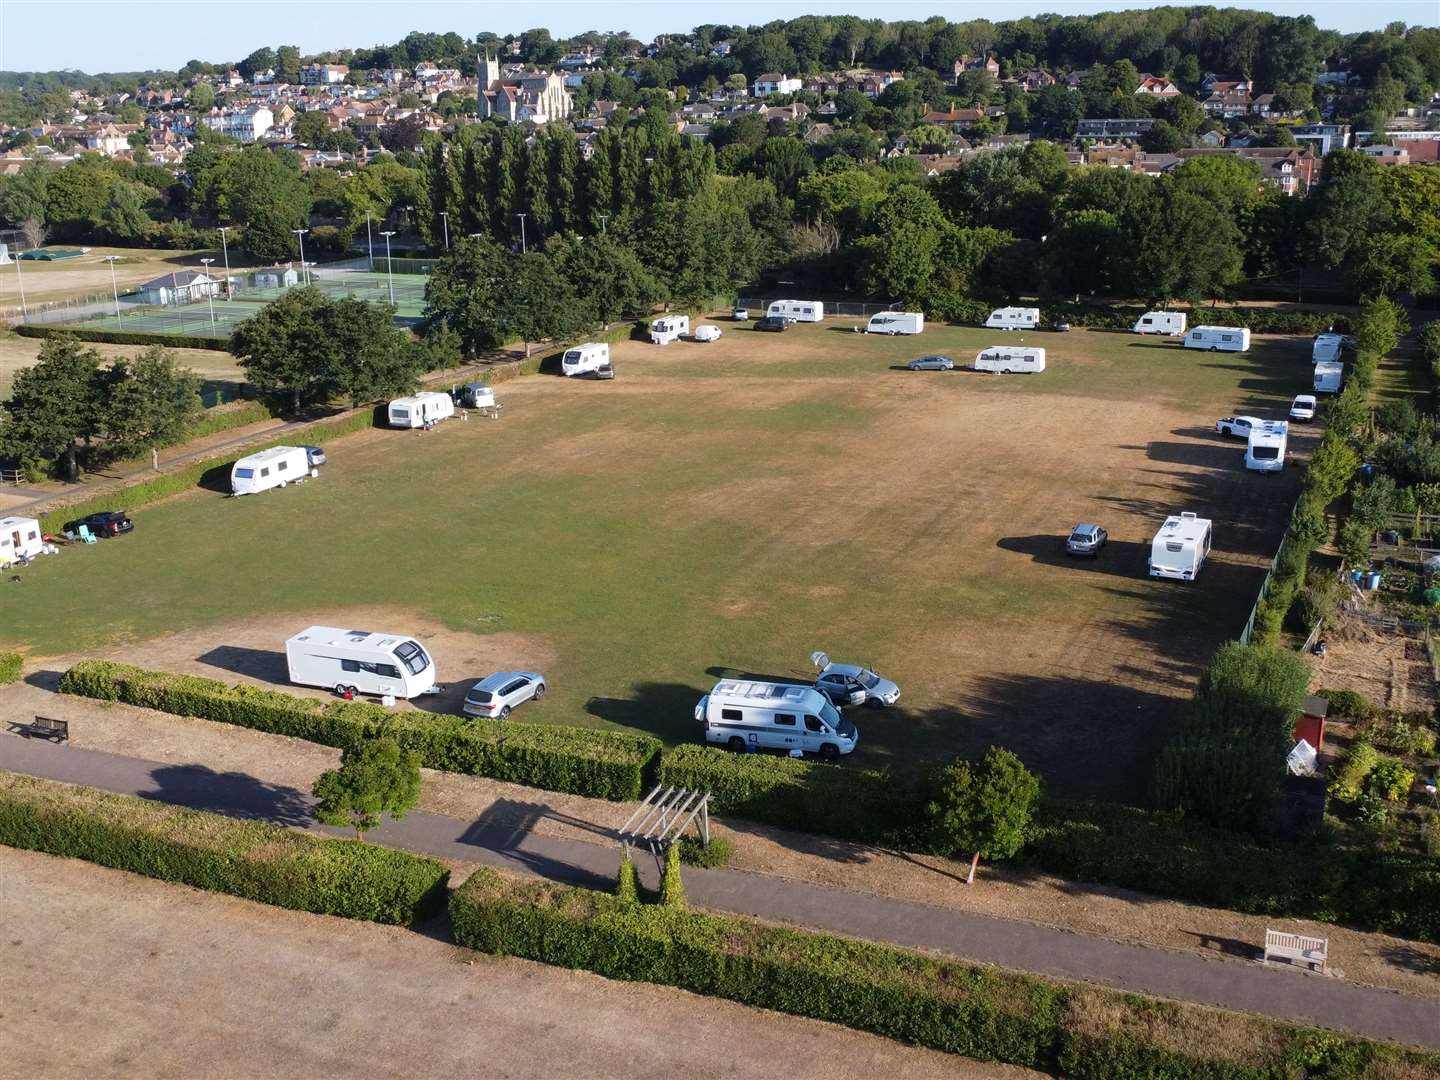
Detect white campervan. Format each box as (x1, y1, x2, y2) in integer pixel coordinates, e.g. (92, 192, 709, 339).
(985, 306, 1040, 331)
(562, 342, 609, 376)
(0, 515, 42, 566)
(1133, 311, 1187, 335)
(1311, 333, 1346, 364)
(230, 445, 314, 496)
(650, 315, 690, 344)
(1184, 326, 1251, 352)
(1313, 361, 1344, 394)
(1245, 421, 1288, 474)
(766, 299, 824, 323)
(285, 626, 437, 699)
(696, 679, 858, 759)
(974, 346, 1046, 374)
(865, 311, 924, 335)
(388, 391, 454, 428)
(1149, 512, 1213, 581)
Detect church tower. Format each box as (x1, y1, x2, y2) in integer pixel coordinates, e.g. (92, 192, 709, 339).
(479, 50, 501, 88)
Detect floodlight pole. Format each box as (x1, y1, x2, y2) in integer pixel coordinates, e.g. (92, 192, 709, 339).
(439, 211, 449, 250)
(104, 254, 122, 327)
(380, 230, 396, 304)
(365, 211, 374, 270)
(516, 213, 527, 254)
(200, 257, 217, 329)
(293, 228, 310, 285)
(13, 248, 26, 320)
(216, 225, 232, 298)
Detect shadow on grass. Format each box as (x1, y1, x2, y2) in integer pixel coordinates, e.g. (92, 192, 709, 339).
(196, 645, 289, 685)
(585, 681, 708, 745)
(996, 535, 1151, 578)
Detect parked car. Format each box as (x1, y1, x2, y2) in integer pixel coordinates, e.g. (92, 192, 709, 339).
(462, 671, 546, 719)
(1053, 321, 1072, 332)
(63, 510, 133, 538)
(1289, 395, 1317, 422)
(301, 445, 326, 467)
(754, 316, 790, 332)
(1065, 523, 1108, 557)
(591, 362, 615, 380)
(1215, 415, 1261, 438)
(733, 307, 749, 321)
(813, 657, 901, 709)
(907, 355, 955, 371)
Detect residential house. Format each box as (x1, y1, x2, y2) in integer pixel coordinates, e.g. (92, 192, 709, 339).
(221, 70, 244, 88)
(1076, 117, 1156, 140)
(202, 105, 274, 142)
(709, 39, 735, 58)
(252, 68, 276, 85)
(1202, 89, 1251, 118)
(300, 64, 349, 86)
(1291, 123, 1350, 156)
(1010, 69, 1055, 92)
(137, 270, 219, 306)
(84, 123, 141, 155)
(1175, 146, 1318, 196)
(1360, 144, 1409, 165)
(752, 73, 802, 97)
(1134, 75, 1180, 97)
(679, 123, 712, 141)
(953, 54, 1000, 80)
(923, 107, 998, 132)
(1316, 70, 1354, 87)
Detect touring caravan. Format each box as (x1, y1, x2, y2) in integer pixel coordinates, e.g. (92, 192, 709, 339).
(865, 311, 924, 335)
(0, 515, 42, 566)
(562, 342, 609, 376)
(695, 679, 858, 759)
(985, 307, 1040, 331)
(973, 346, 1046, 374)
(286, 626, 437, 699)
(1245, 421, 1289, 474)
(1311, 333, 1346, 364)
(388, 391, 454, 429)
(650, 315, 690, 344)
(1132, 311, 1188, 335)
(1183, 326, 1251, 352)
(1149, 512, 1213, 581)
(1314, 361, 1345, 394)
(766, 299, 824, 323)
(230, 445, 314, 496)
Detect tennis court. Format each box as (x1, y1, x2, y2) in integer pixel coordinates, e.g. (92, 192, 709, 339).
(244, 269, 429, 319)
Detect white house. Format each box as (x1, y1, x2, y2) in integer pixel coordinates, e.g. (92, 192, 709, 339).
(753, 73, 802, 97)
(137, 270, 220, 306)
(300, 63, 349, 85)
(202, 105, 273, 142)
(252, 68, 276, 85)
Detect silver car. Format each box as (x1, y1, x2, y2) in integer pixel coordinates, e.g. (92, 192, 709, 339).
(908, 355, 955, 371)
(815, 662, 901, 708)
(463, 671, 546, 719)
(1065, 523, 1108, 557)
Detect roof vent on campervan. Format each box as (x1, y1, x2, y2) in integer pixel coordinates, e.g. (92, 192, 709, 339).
(985, 307, 1040, 331)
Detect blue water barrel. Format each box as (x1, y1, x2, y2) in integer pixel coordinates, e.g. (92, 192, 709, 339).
(1366, 571, 1383, 590)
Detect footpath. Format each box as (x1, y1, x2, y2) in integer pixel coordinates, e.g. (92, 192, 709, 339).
(2, 736, 1436, 1050)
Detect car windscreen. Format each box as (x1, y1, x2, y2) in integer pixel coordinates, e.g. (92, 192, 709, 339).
(395, 640, 430, 675)
(819, 701, 843, 730)
(860, 671, 881, 689)
(468, 690, 493, 702)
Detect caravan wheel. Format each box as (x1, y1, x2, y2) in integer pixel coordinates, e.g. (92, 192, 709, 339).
(1208, 346, 1218, 352)
(819, 743, 840, 761)
(728, 736, 746, 752)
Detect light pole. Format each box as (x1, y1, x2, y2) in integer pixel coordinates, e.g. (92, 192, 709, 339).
(380, 231, 396, 303)
(104, 254, 122, 327)
(292, 228, 309, 286)
(13, 246, 26, 321)
(599, 213, 609, 233)
(200, 257, 217, 330)
(439, 211, 449, 250)
(216, 225, 232, 299)
(516, 213, 527, 254)
(365, 211, 374, 270)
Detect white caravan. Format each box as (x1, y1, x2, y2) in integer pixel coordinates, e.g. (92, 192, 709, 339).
(0, 515, 43, 565)
(1311, 333, 1346, 364)
(562, 342, 609, 376)
(230, 445, 314, 496)
(766, 299, 824, 323)
(974, 346, 1046, 374)
(388, 391, 454, 428)
(985, 307, 1040, 331)
(695, 679, 858, 759)
(650, 315, 690, 344)
(1184, 326, 1251, 352)
(285, 625, 437, 699)
(1245, 421, 1289, 474)
(1313, 361, 1345, 394)
(1132, 311, 1188, 335)
(1149, 512, 1213, 581)
(865, 311, 924, 335)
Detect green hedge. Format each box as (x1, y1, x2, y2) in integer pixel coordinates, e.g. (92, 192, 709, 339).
(451, 868, 1437, 1079)
(0, 770, 448, 924)
(59, 660, 660, 800)
(0, 652, 21, 684)
(15, 323, 232, 351)
(1036, 302, 1352, 335)
(181, 399, 273, 441)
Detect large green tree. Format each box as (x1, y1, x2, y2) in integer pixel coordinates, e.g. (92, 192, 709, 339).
(0, 335, 105, 480)
(312, 736, 421, 841)
(1307, 149, 1392, 270)
(100, 346, 202, 460)
(925, 746, 1041, 861)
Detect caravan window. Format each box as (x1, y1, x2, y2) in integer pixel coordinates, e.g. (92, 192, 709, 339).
(773, 713, 796, 727)
(394, 640, 430, 676)
(260, 467, 270, 477)
(1253, 446, 1280, 461)
(277, 460, 288, 472)
(721, 708, 742, 722)
(234, 468, 254, 479)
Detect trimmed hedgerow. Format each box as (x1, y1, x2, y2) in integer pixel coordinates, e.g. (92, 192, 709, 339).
(0, 770, 448, 925)
(0, 652, 22, 685)
(14, 323, 232, 351)
(59, 660, 660, 800)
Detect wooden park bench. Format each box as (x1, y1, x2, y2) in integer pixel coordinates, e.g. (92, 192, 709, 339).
(10, 715, 69, 743)
(1263, 929, 1328, 973)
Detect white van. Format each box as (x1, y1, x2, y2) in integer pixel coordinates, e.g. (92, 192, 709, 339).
(985, 306, 1040, 331)
(1149, 512, 1212, 581)
(562, 342, 609, 376)
(974, 346, 1046, 374)
(1133, 311, 1187, 335)
(1311, 333, 1346, 364)
(1183, 326, 1251, 352)
(230, 445, 314, 496)
(1313, 361, 1344, 394)
(0, 515, 43, 565)
(696, 679, 858, 759)
(650, 315, 690, 344)
(1245, 421, 1288, 473)
(766, 299, 824, 323)
(286, 625, 437, 699)
(388, 391, 455, 428)
(693, 324, 722, 342)
(865, 311, 924, 335)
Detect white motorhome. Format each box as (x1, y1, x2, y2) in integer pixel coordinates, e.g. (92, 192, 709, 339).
(1314, 361, 1345, 394)
(1132, 311, 1187, 335)
(650, 315, 690, 344)
(766, 299, 824, 323)
(1183, 326, 1251, 352)
(985, 306, 1040, 331)
(1149, 512, 1213, 581)
(562, 342, 609, 376)
(1311, 333, 1346, 364)
(230, 445, 314, 496)
(974, 346, 1046, 374)
(388, 391, 454, 429)
(865, 311, 924, 335)
(0, 515, 42, 565)
(1245, 421, 1289, 473)
(696, 679, 858, 759)
(285, 625, 437, 699)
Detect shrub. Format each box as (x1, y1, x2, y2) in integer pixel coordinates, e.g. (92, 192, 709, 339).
(1329, 741, 1380, 803)
(14, 323, 231, 351)
(616, 850, 639, 903)
(660, 842, 686, 907)
(677, 834, 733, 868)
(312, 735, 422, 839)
(925, 746, 1041, 860)
(1422, 811, 1440, 857)
(0, 770, 448, 925)
(59, 660, 660, 800)
(0, 652, 21, 685)
(1318, 688, 1376, 722)
(1354, 794, 1390, 828)
(1375, 716, 1437, 757)
(1366, 758, 1416, 802)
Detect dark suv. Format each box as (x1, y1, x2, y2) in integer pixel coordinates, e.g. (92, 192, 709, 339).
(63, 511, 134, 538)
(754, 316, 791, 332)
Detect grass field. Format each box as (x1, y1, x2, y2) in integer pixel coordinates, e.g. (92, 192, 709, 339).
(0, 333, 247, 400)
(0, 245, 247, 315)
(1, 322, 1314, 803)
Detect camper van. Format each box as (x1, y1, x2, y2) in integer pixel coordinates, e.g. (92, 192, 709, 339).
(230, 446, 314, 496)
(650, 315, 690, 344)
(1314, 361, 1345, 394)
(1149, 512, 1213, 581)
(766, 299, 824, 323)
(286, 626, 437, 699)
(1311, 333, 1346, 364)
(388, 392, 455, 429)
(865, 311, 924, 335)
(985, 307, 1040, 331)
(1245, 421, 1289, 473)
(457, 382, 496, 409)
(0, 515, 42, 566)
(562, 342, 609, 376)
(973, 346, 1046, 374)
(1132, 311, 1188, 335)
(693, 324, 723, 342)
(1183, 326, 1251, 352)
(695, 679, 858, 759)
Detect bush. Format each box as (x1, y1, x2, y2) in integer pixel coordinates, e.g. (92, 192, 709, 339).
(181, 399, 273, 441)
(925, 746, 1040, 859)
(1366, 758, 1416, 802)
(677, 834, 733, 868)
(0, 652, 21, 685)
(14, 323, 232, 351)
(660, 842, 686, 907)
(1318, 688, 1376, 722)
(1422, 811, 1440, 857)
(0, 770, 448, 925)
(616, 851, 639, 903)
(59, 660, 661, 800)
(1329, 741, 1380, 803)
